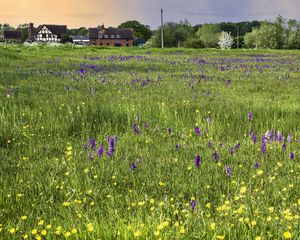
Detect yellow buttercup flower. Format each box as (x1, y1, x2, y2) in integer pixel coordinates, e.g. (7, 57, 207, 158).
(210, 222, 216, 230)
(41, 229, 47, 236)
(71, 228, 78, 234)
(240, 186, 247, 194)
(87, 223, 94, 232)
(216, 236, 225, 240)
(134, 230, 142, 237)
(21, 215, 27, 220)
(9, 228, 16, 234)
(257, 170, 263, 175)
(255, 237, 262, 240)
(283, 231, 292, 239)
(31, 229, 38, 235)
(65, 231, 71, 237)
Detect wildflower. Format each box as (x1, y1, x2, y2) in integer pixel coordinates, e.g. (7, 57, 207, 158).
(276, 131, 283, 142)
(195, 126, 203, 136)
(88, 152, 93, 160)
(32, 229, 38, 235)
(251, 133, 257, 144)
(195, 155, 200, 167)
(130, 162, 137, 172)
(210, 222, 216, 230)
(248, 111, 253, 121)
(179, 227, 185, 234)
(255, 161, 260, 169)
(216, 236, 225, 240)
(283, 231, 292, 239)
(175, 144, 181, 150)
(41, 229, 47, 236)
(240, 186, 247, 194)
(106, 136, 117, 157)
(226, 165, 232, 177)
(154, 230, 160, 236)
(65, 231, 71, 237)
(190, 200, 196, 211)
(213, 150, 219, 162)
(21, 215, 27, 220)
(9, 228, 16, 234)
(23, 234, 28, 239)
(168, 128, 172, 135)
(290, 152, 294, 160)
(132, 122, 140, 134)
(257, 170, 263, 175)
(89, 137, 96, 150)
(87, 223, 94, 232)
(255, 237, 262, 240)
(260, 135, 267, 154)
(208, 141, 212, 148)
(159, 181, 165, 186)
(287, 134, 292, 142)
(134, 230, 142, 237)
(97, 145, 104, 157)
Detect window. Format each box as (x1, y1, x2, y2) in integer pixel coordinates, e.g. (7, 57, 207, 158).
(104, 35, 108, 38)
(42, 34, 46, 38)
(116, 35, 120, 39)
(111, 35, 115, 38)
(100, 43, 103, 46)
(107, 43, 110, 46)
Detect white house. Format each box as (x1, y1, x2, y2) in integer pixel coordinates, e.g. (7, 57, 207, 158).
(28, 23, 67, 42)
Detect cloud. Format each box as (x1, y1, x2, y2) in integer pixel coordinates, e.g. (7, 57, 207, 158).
(0, 0, 299, 28)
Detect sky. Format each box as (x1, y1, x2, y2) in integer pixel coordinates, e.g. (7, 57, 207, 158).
(0, 0, 300, 29)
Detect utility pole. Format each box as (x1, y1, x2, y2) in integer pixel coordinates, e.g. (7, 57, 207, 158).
(237, 26, 239, 49)
(161, 8, 164, 49)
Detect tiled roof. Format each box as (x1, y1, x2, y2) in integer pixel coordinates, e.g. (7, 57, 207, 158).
(3, 30, 22, 40)
(35, 25, 67, 35)
(89, 27, 133, 39)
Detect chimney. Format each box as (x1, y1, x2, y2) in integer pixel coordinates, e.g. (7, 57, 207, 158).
(28, 23, 34, 42)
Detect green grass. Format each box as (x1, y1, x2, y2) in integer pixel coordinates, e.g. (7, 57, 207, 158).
(0, 45, 299, 240)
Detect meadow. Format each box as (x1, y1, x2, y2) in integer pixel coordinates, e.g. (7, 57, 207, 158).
(0, 45, 299, 240)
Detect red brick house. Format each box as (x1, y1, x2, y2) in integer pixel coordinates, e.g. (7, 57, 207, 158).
(89, 25, 134, 47)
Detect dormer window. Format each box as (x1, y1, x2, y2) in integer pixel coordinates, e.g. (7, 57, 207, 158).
(111, 35, 115, 38)
(104, 35, 108, 38)
(116, 35, 120, 39)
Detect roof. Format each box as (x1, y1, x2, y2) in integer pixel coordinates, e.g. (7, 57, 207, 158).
(89, 27, 133, 39)
(35, 24, 67, 35)
(3, 30, 22, 40)
(70, 35, 89, 41)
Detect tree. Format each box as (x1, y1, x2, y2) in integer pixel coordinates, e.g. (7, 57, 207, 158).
(183, 38, 204, 48)
(68, 27, 89, 36)
(118, 20, 152, 42)
(244, 28, 259, 48)
(218, 31, 233, 49)
(287, 29, 300, 49)
(17, 24, 29, 42)
(150, 20, 193, 48)
(195, 24, 221, 48)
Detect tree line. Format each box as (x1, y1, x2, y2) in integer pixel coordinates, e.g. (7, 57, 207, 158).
(1, 15, 300, 49)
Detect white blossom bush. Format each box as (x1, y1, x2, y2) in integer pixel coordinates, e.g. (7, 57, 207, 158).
(218, 31, 233, 49)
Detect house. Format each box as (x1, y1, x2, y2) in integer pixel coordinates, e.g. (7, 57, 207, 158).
(70, 35, 89, 45)
(89, 25, 134, 47)
(3, 30, 23, 42)
(28, 23, 67, 42)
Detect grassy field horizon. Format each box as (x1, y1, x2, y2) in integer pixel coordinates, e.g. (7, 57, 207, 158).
(0, 45, 299, 239)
